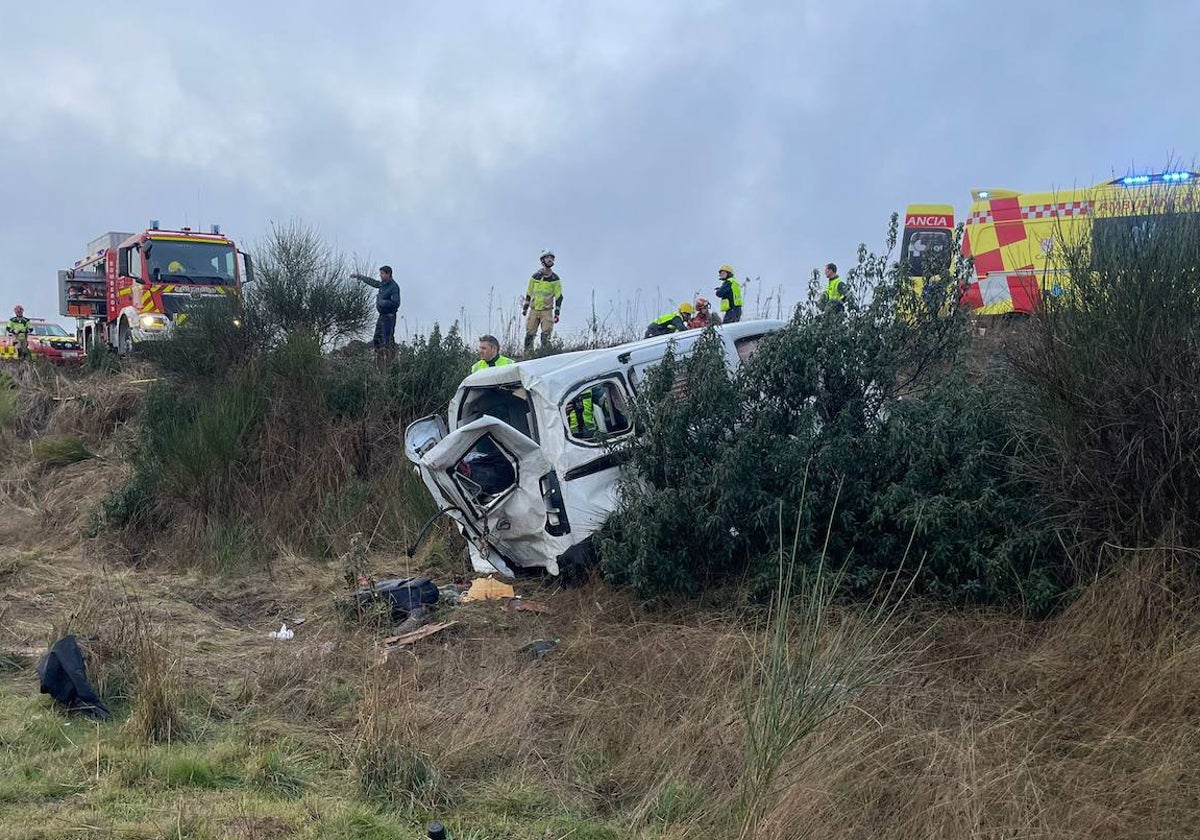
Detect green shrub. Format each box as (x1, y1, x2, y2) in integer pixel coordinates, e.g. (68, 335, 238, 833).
(324, 323, 472, 424)
(139, 297, 256, 381)
(386, 322, 474, 421)
(1010, 191, 1200, 564)
(600, 218, 1064, 612)
(86, 342, 121, 373)
(247, 219, 373, 349)
(149, 373, 267, 516)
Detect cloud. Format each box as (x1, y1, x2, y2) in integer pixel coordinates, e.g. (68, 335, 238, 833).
(0, 2, 1196, 339)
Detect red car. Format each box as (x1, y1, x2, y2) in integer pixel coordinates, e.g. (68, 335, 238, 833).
(1, 319, 86, 364)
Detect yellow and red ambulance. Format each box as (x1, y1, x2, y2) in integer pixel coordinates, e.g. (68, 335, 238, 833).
(901, 170, 1200, 315)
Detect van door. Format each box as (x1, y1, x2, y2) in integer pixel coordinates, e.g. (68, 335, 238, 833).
(418, 416, 555, 567)
(404, 414, 449, 464)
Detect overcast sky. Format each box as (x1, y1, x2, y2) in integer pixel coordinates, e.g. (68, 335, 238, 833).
(2, 1, 1195, 341)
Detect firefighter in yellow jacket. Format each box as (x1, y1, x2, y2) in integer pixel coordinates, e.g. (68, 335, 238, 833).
(522, 249, 563, 353)
(5, 305, 32, 361)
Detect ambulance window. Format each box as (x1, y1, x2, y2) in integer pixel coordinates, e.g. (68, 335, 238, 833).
(562, 379, 633, 445)
(901, 229, 952, 276)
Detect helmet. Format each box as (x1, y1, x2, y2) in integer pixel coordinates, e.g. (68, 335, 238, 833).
(540, 249, 555, 259)
(678, 302, 694, 315)
(695, 297, 710, 310)
(13, 304, 24, 314)
(718, 264, 735, 275)
(168, 260, 185, 273)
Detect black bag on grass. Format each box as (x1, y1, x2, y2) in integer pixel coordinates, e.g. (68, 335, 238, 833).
(37, 635, 111, 720)
(354, 577, 439, 620)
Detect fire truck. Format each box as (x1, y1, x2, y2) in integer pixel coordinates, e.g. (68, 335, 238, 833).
(901, 170, 1200, 315)
(59, 222, 253, 354)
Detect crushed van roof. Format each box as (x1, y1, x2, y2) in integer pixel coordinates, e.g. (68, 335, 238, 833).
(463, 319, 787, 394)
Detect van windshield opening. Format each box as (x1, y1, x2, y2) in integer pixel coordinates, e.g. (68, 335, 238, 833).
(459, 385, 534, 439)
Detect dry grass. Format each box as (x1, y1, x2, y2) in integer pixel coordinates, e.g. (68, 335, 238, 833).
(2, 531, 1199, 837)
(2, 358, 1199, 838)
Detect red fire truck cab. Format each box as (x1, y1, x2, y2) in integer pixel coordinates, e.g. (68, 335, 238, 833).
(59, 222, 253, 354)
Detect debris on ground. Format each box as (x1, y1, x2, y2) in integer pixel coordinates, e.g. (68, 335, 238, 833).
(517, 638, 559, 662)
(267, 623, 295, 640)
(381, 621, 457, 653)
(37, 635, 111, 720)
(503, 598, 552, 615)
(354, 576, 439, 620)
(438, 583, 469, 606)
(390, 605, 432, 636)
(460, 576, 515, 603)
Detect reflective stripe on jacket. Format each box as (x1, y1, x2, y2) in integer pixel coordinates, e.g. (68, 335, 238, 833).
(525, 270, 563, 311)
(5, 316, 31, 338)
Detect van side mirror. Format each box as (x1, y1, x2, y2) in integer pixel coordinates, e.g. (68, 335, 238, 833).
(242, 252, 255, 284)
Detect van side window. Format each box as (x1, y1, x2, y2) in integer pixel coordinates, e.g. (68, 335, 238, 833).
(562, 379, 632, 444)
(734, 334, 766, 364)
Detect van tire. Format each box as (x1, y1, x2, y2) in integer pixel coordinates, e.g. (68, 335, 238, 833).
(557, 538, 599, 588)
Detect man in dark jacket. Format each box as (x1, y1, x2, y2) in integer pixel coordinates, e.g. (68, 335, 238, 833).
(352, 265, 400, 364)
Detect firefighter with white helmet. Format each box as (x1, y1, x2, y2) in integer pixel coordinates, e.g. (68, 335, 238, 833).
(522, 248, 563, 353)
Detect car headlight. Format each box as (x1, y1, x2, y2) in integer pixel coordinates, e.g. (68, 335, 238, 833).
(139, 314, 168, 329)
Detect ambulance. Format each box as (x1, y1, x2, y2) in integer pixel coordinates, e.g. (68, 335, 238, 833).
(901, 170, 1200, 315)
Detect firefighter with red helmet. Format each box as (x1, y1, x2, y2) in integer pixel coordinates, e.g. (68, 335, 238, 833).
(687, 297, 721, 329)
(5, 305, 32, 361)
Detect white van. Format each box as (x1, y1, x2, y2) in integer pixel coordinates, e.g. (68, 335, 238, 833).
(404, 319, 785, 577)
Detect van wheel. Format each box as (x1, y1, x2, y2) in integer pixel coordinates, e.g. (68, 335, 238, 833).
(118, 319, 132, 356)
(557, 538, 599, 588)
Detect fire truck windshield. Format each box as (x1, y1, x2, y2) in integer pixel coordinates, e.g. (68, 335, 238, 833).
(144, 240, 237, 285)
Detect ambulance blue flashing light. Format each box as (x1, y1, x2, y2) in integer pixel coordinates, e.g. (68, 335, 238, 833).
(1114, 172, 1195, 187)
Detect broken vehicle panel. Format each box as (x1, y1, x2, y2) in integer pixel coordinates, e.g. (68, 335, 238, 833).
(408, 319, 785, 577)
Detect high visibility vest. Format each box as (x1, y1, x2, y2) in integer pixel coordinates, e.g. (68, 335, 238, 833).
(525, 272, 562, 311)
(720, 277, 743, 312)
(568, 391, 596, 435)
(471, 354, 514, 374)
(825, 276, 844, 302)
(653, 311, 686, 330)
(6, 316, 31, 338)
